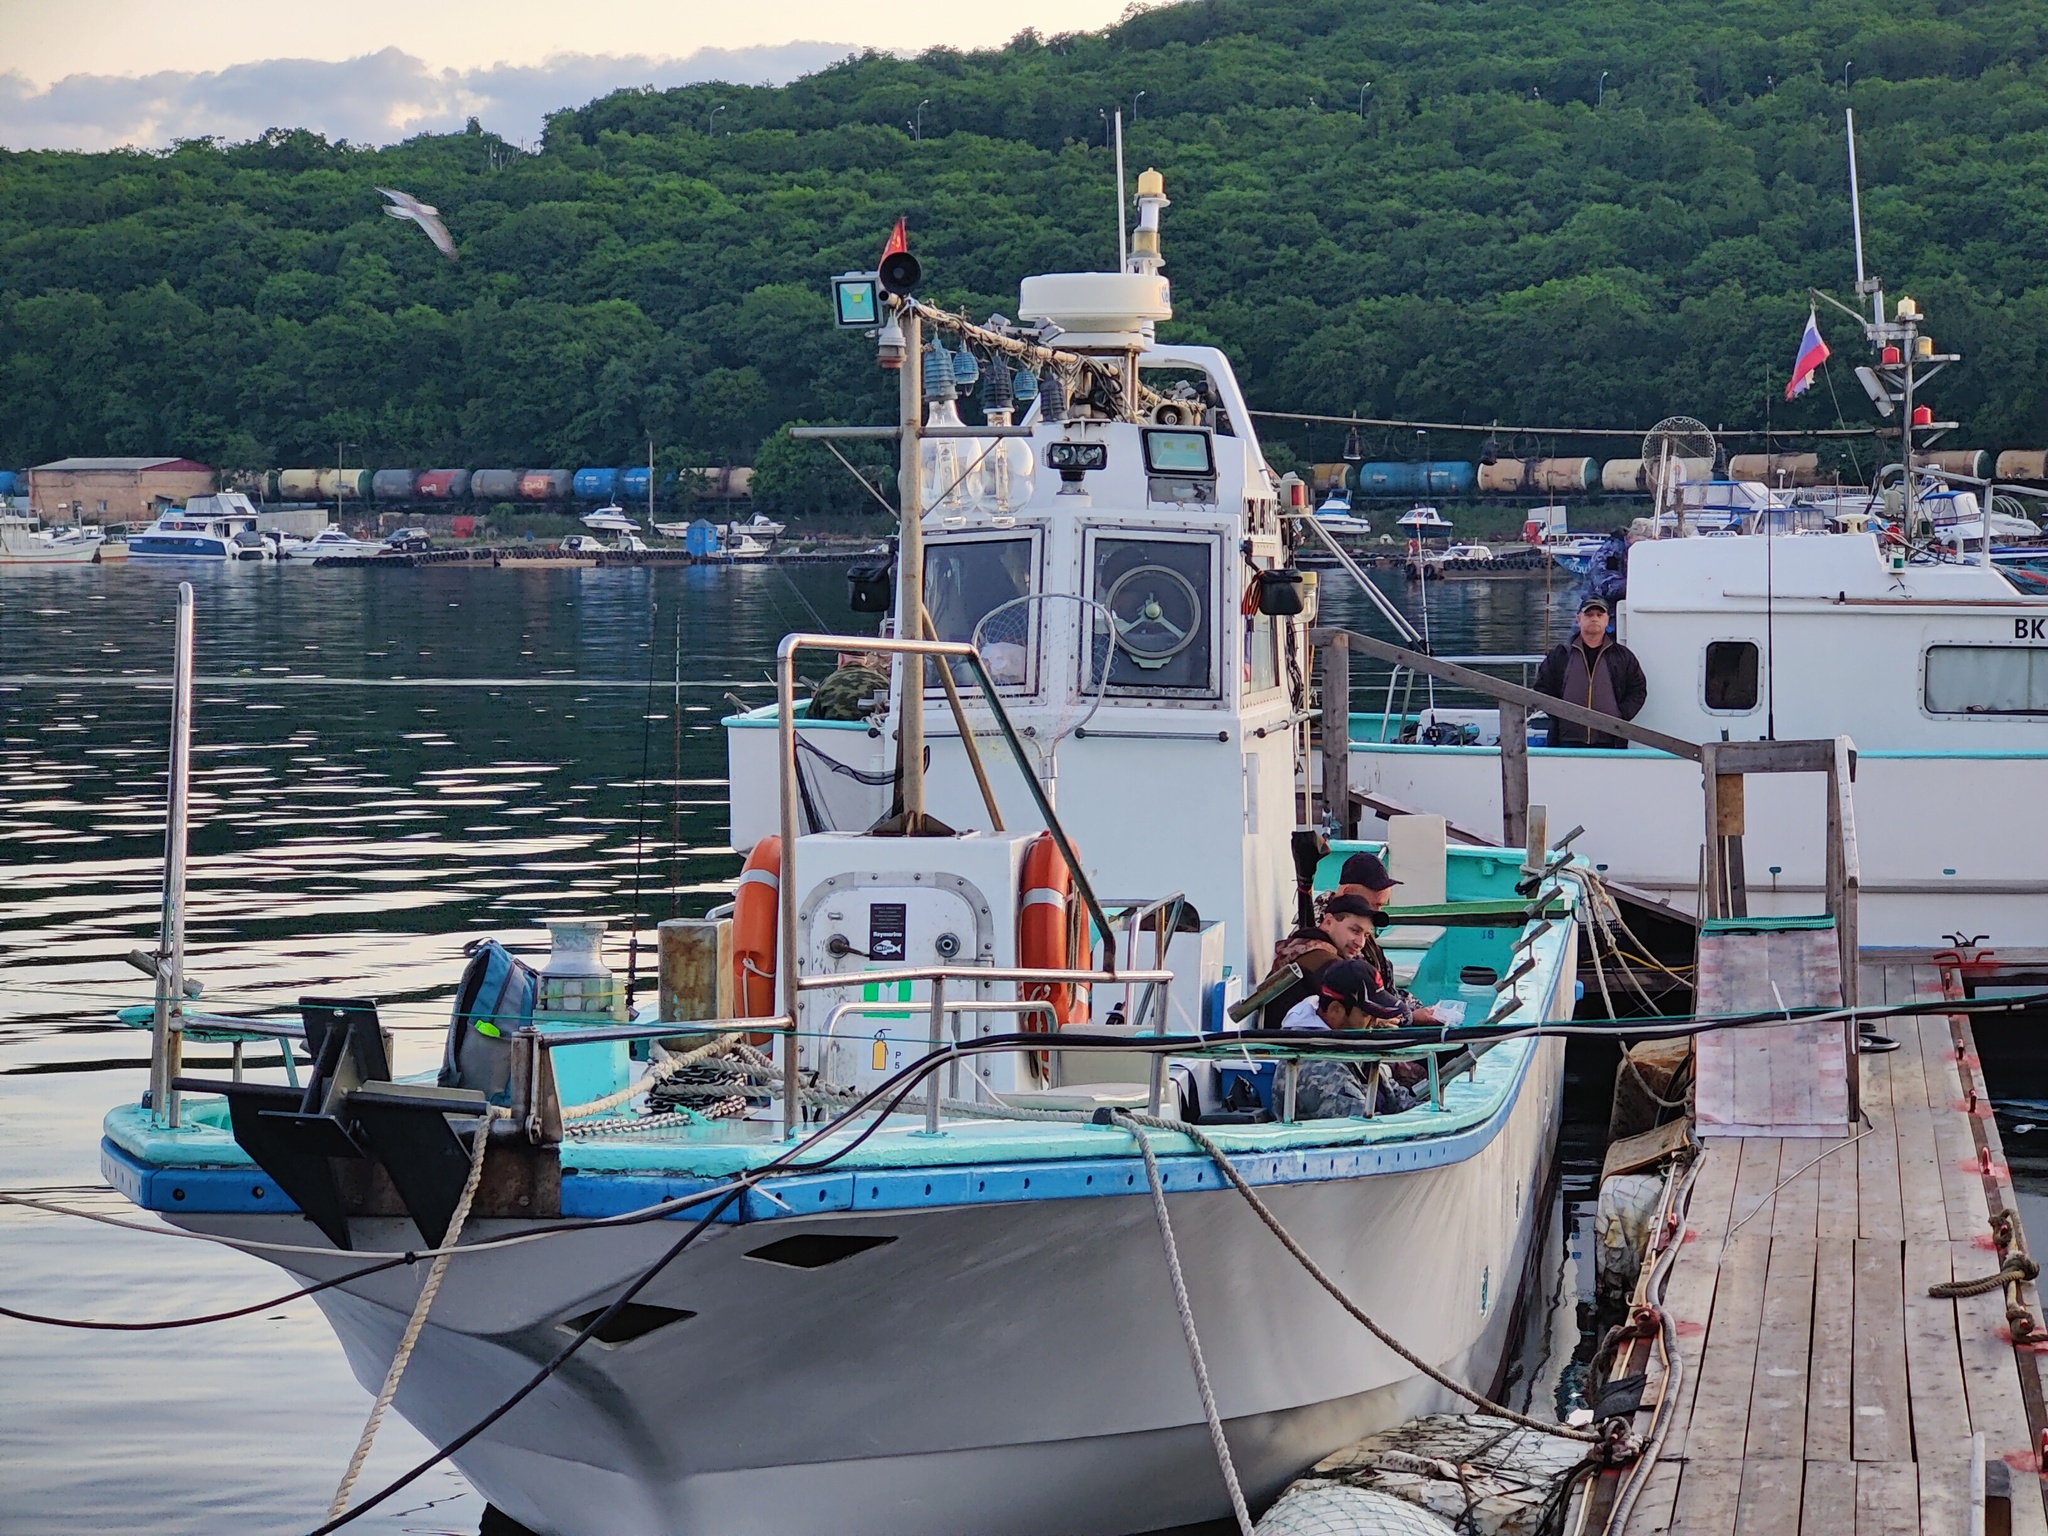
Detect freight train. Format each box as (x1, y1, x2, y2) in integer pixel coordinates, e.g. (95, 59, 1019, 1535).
(1311, 448, 2038, 497)
(222, 465, 754, 507)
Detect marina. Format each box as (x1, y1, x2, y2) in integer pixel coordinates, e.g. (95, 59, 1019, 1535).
(7, 37, 2048, 1536)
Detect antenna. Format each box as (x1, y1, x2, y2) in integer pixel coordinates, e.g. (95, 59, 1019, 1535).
(1114, 110, 1128, 271)
(1845, 108, 1876, 324)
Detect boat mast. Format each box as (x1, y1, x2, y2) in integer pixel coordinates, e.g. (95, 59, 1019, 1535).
(893, 302, 927, 825)
(150, 581, 194, 1128)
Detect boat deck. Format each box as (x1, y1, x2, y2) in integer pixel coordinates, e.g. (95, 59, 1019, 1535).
(1622, 957, 2048, 1534)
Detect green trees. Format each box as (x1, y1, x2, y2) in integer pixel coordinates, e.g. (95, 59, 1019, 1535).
(5, 0, 2048, 479)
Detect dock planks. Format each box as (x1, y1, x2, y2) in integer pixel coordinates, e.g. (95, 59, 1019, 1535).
(1622, 956, 2048, 1535)
(1694, 925, 1851, 1137)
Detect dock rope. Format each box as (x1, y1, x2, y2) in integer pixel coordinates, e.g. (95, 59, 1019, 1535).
(1119, 1112, 1606, 1446)
(1115, 1113, 1255, 1536)
(326, 1107, 504, 1519)
(1930, 1251, 2041, 1299)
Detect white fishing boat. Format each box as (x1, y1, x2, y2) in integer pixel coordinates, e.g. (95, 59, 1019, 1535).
(99, 172, 1581, 1536)
(722, 530, 772, 562)
(1341, 124, 2048, 947)
(0, 512, 99, 564)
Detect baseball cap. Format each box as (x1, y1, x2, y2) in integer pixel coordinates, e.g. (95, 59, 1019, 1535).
(1316, 958, 1379, 1009)
(1323, 891, 1376, 920)
(1338, 852, 1400, 892)
(1578, 596, 1610, 614)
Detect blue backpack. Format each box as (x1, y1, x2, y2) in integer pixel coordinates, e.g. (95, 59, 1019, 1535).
(439, 938, 541, 1104)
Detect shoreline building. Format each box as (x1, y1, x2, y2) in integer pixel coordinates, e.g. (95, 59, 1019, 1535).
(30, 458, 215, 524)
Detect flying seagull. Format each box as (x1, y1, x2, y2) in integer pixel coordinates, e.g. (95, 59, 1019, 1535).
(375, 186, 457, 261)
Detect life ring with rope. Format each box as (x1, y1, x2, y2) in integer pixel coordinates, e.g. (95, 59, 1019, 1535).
(1019, 832, 1086, 1040)
(732, 836, 781, 1032)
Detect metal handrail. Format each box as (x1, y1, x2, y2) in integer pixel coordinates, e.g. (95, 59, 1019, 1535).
(796, 964, 1172, 990)
(1312, 624, 1703, 760)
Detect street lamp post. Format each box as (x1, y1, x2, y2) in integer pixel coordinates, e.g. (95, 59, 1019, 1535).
(914, 99, 930, 141)
(1598, 70, 1609, 106)
(1357, 82, 1372, 117)
(706, 104, 725, 135)
(1132, 89, 1145, 120)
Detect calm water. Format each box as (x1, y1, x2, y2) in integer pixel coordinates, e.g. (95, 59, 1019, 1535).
(0, 558, 1583, 1533)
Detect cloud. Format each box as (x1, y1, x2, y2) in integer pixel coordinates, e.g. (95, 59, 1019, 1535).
(0, 43, 864, 153)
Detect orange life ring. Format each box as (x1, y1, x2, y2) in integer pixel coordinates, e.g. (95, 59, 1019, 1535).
(1019, 831, 1083, 1028)
(732, 835, 781, 1018)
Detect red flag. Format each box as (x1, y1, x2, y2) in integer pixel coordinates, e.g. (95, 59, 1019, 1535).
(880, 217, 909, 262)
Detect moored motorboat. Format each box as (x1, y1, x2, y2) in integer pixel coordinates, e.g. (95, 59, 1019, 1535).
(129, 493, 264, 561)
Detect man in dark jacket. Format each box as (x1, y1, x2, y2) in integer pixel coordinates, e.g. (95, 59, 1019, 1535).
(1533, 597, 1648, 748)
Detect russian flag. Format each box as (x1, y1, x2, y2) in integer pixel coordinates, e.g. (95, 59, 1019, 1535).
(1785, 307, 1829, 400)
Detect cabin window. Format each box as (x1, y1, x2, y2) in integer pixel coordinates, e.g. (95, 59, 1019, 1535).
(1702, 641, 1759, 712)
(1087, 533, 1217, 698)
(1924, 645, 2048, 716)
(923, 534, 1037, 690)
(1246, 611, 1280, 695)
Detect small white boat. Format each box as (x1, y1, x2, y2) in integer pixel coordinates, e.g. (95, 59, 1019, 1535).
(1395, 505, 1454, 535)
(0, 513, 99, 564)
(285, 526, 382, 560)
(723, 531, 773, 562)
(581, 504, 641, 535)
(1440, 542, 1494, 562)
(720, 511, 785, 538)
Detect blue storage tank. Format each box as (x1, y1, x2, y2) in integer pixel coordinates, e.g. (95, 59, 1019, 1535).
(619, 465, 657, 503)
(573, 467, 621, 500)
(0, 471, 18, 496)
(1352, 461, 1476, 497)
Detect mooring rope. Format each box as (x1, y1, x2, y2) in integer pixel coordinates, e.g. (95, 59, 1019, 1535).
(1930, 1251, 2041, 1299)
(327, 1107, 503, 1518)
(557, 1032, 742, 1121)
(1120, 1111, 1606, 1445)
(1114, 1112, 1255, 1536)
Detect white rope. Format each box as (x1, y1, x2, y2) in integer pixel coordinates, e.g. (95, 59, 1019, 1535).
(1114, 1112, 1255, 1536)
(558, 1032, 741, 1121)
(327, 1108, 504, 1517)
(1125, 1111, 1606, 1445)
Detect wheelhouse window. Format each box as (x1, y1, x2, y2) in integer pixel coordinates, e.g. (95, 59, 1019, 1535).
(923, 534, 1037, 690)
(1924, 645, 2048, 715)
(1702, 641, 1759, 712)
(1088, 533, 1217, 698)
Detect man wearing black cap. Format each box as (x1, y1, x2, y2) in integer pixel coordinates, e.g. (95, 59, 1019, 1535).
(1335, 850, 1444, 1033)
(1260, 891, 1377, 1029)
(1275, 958, 1424, 1117)
(1533, 596, 1647, 749)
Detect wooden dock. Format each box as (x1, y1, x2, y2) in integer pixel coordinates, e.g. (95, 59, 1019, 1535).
(1618, 955, 2048, 1534)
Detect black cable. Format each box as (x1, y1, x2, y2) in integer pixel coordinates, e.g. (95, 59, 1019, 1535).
(303, 1052, 955, 1534)
(304, 1184, 746, 1534)
(0, 1254, 412, 1330)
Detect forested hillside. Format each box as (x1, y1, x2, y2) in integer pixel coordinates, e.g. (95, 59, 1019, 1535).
(6, 0, 2048, 503)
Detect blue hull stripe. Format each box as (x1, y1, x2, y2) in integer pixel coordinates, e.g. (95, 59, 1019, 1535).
(98, 1038, 1539, 1227)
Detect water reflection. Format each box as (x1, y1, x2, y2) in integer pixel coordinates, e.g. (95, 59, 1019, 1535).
(0, 559, 1586, 1532)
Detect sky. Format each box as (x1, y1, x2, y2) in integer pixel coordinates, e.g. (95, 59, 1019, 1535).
(0, 0, 1134, 151)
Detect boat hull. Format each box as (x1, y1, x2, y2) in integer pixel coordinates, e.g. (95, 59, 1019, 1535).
(170, 1040, 1562, 1536)
(129, 536, 234, 560)
(1347, 738, 2048, 945)
(0, 543, 98, 564)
